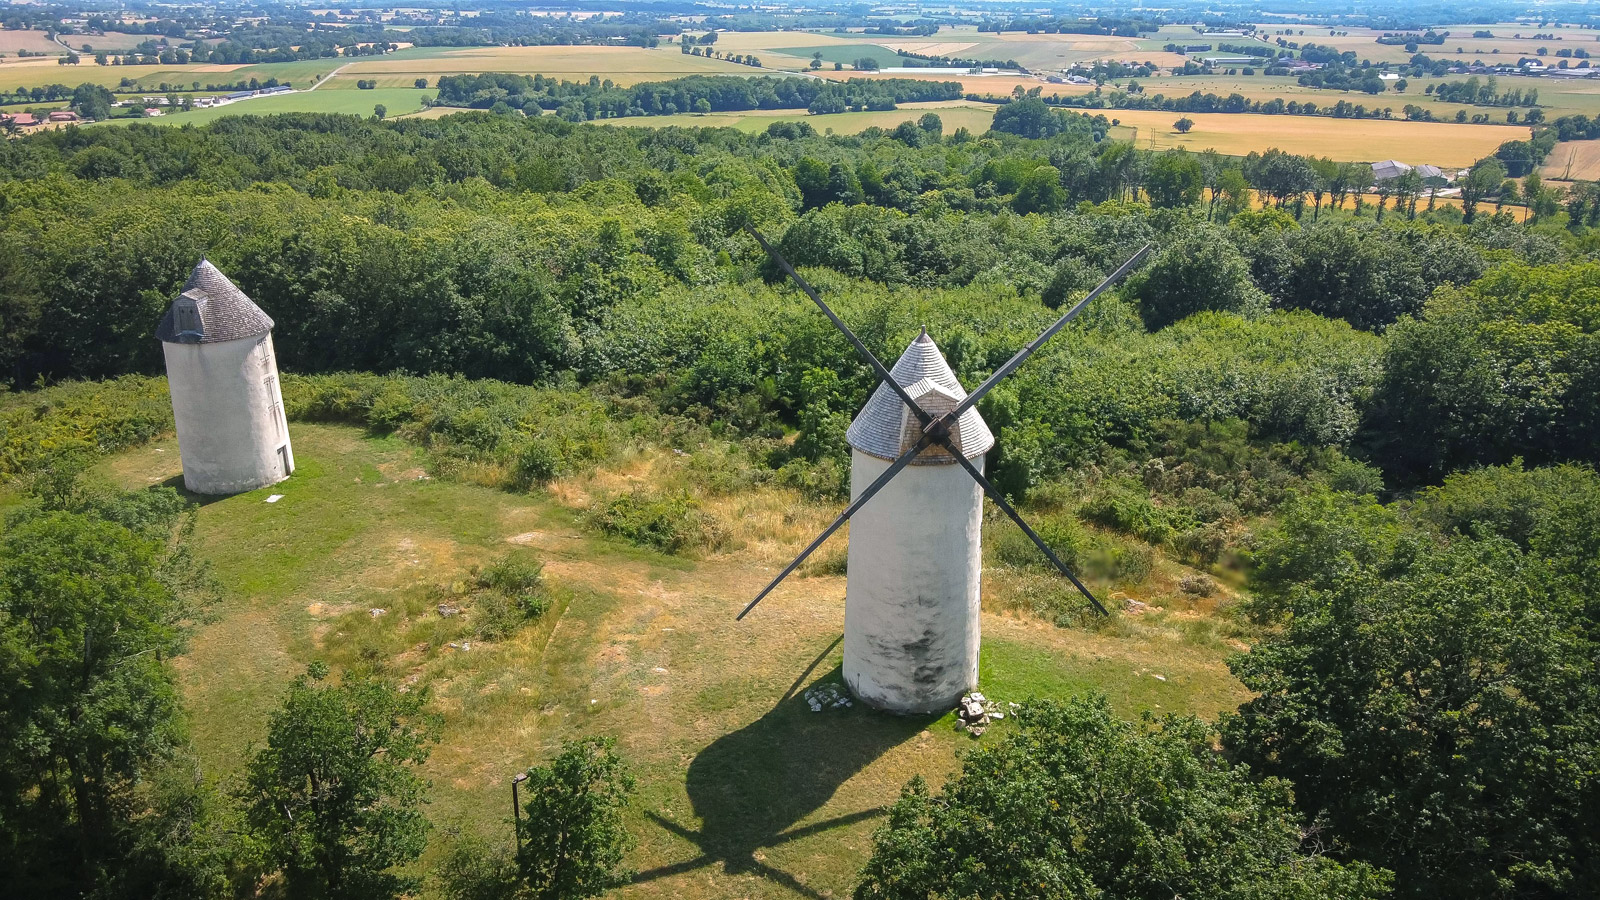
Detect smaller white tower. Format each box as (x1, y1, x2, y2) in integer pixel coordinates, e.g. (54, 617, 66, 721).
(842, 331, 994, 714)
(156, 259, 293, 495)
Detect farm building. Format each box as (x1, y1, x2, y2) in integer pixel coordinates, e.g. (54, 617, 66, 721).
(1372, 160, 1451, 185)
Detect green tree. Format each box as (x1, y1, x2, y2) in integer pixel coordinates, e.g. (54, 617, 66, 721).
(1458, 157, 1506, 224)
(373, 104, 386, 120)
(1216, 165, 1251, 219)
(1128, 228, 1269, 330)
(242, 665, 436, 900)
(516, 736, 635, 900)
(856, 695, 1391, 900)
(1173, 115, 1195, 133)
(413, 77, 428, 89)
(1226, 488, 1600, 898)
(1145, 148, 1203, 208)
(70, 81, 112, 120)
(1363, 263, 1600, 481)
(990, 97, 1078, 139)
(1012, 164, 1066, 214)
(0, 480, 215, 896)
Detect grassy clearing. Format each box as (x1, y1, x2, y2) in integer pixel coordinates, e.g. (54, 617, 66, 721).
(88, 415, 1248, 899)
(1106, 107, 1513, 166)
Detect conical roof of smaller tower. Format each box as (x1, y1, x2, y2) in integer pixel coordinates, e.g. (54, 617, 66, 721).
(155, 258, 274, 344)
(846, 329, 994, 465)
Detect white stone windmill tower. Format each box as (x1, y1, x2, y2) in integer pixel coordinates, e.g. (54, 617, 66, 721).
(156, 258, 294, 495)
(739, 229, 1150, 714)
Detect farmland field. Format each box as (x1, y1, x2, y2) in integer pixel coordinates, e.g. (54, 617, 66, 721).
(1541, 139, 1600, 181)
(0, 28, 63, 55)
(64, 31, 161, 52)
(98, 87, 428, 126)
(94, 422, 1247, 899)
(331, 44, 761, 86)
(1106, 107, 1518, 166)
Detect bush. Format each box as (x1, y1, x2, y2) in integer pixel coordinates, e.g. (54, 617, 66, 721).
(581, 489, 728, 555)
(0, 376, 173, 481)
(992, 515, 1088, 570)
(856, 695, 1391, 899)
(1078, 484, 1198, 546)
(471, 554, 549, 640)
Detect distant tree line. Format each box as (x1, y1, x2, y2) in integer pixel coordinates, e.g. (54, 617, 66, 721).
(431, 73, 962, 119)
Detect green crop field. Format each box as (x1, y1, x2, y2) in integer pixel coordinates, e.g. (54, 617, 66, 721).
(88, 420, 1245, 899)
(334, 44, 761, 86)
(98, 87, 428, 126)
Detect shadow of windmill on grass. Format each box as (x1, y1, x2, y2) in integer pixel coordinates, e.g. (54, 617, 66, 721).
(633, 636, 935, 898)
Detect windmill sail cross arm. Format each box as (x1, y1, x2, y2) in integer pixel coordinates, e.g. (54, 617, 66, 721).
(950, 242, 1153, 422)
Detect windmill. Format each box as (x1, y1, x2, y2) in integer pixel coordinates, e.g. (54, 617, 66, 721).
(739, 228, 1151, 714)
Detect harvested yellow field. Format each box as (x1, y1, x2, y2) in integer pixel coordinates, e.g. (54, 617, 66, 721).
(339, 45, 759, 85)
(0, 28, 62, 55)
(1541, 140, 1600, 182)
(1106, 108, 1515, 167)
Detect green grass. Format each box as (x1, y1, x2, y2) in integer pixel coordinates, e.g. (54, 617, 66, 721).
(87, 419, 1247, 898)
(96, 87, 427, 126)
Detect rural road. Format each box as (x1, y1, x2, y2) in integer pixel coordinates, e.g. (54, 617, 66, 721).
(304, 62, 350, 91)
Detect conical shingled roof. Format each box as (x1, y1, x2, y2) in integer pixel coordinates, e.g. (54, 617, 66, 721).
(155, 258, 274, 344)
(845, 330, 994, 465)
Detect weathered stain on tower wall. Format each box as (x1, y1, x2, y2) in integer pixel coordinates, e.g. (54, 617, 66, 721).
(157, 260, 294, 495)
(844, 449, 984, 713)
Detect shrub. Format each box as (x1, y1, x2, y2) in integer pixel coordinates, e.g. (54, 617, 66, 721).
(471, 554, 549, 639)
(1078, 484, 1197, 546)
(581, 489, 728, 555)
(992, 515, 1087, 570)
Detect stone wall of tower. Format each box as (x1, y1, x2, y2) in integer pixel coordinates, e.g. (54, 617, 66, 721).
(843, 449, 984, 714)
(163, 332, 293, 495)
